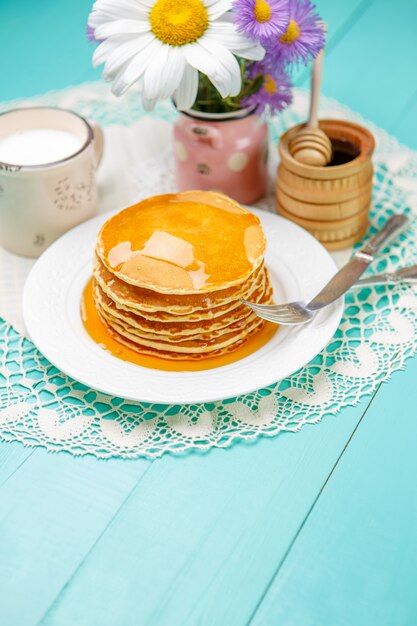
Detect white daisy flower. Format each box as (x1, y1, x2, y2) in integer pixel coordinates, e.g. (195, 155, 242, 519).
(89, 0, 265, 111)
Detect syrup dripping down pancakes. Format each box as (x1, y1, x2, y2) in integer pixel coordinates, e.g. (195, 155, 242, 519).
(92, 191, 274, 360)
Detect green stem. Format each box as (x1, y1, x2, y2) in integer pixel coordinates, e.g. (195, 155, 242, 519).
(191, 59, 257, 114)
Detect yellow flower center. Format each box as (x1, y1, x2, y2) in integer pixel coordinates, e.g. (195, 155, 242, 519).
(264, 75, 277, 94)
(150, 0, 208, 46)
(254, 0, 272, 23)
(280, 19, 301, 44)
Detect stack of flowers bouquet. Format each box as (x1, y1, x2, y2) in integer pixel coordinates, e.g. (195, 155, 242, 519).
(88, 0, 325, 201)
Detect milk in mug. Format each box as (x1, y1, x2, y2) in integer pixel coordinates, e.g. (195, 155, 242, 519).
(0, 107, 103, 257)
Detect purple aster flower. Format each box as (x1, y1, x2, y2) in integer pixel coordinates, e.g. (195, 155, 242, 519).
(242, 61, 292, 115)
(232, 0, 290, 41)
(86, 24, 99, 43)
(264, 0, 325, 65)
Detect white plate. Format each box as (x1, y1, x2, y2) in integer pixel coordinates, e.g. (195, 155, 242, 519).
(23, 208, 343, 404)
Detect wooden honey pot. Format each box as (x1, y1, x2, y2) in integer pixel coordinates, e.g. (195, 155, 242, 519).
(276, 120, 375, 250)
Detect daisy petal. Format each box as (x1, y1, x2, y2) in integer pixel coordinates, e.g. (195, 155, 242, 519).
(182, 43, 218, 77)
(93, 38, 123, 67)
(142, 96, 158, 111)
(93, 35, 143, 69)
(134, 0, 155, 8)
(144, 46, 185, 100)
(111, 70, 133, 97)
(205, 0, 233, 20)
(102, 33, 154, 79)
(184, 42, 232, 98)
(123, 38, 163, 82)
(184, 41, 231, 87)
(158, 49, 186, 98)
(208, 22, 265, 59)
(175, 66, 199, 110)
(92, 0, 147, 15)
(111, 39, 163, 95)
(235, 43, 265, 61)
(198, 37, 242, 96)
(95, 19, 151, 39)
(89, 0, 147, 27)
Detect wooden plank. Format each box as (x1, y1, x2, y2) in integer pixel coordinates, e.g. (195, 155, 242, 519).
(0, 449, 151, 626)
(316, 0, 417, 136)
(294, 0, 373, 86)
(0, 442, 34, 487)
(0, 0, 99, 101)
(249, 355, 417, 626)
(391, 87, 417, 150)
(309, 0, 370, 47)
(37, 399, 375, 626)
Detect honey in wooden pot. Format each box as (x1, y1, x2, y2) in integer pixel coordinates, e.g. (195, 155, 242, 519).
(276, 120, 375, 250)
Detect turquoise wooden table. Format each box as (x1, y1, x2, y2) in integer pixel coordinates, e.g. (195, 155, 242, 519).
(1, 1, 417, 624)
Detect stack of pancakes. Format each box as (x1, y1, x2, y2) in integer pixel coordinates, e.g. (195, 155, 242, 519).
(93, 191, 273, 360)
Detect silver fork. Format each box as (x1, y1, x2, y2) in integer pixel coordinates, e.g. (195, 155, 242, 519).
(243, 214, 409, 326)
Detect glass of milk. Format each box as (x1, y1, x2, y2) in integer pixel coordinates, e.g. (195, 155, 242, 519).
(0, 107, 103, 257)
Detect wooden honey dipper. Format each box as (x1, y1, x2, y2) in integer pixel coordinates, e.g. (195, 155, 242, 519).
(290, 41, 332, 167)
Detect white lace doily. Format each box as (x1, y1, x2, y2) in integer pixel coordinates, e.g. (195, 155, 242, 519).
(1, 82, 417, 459)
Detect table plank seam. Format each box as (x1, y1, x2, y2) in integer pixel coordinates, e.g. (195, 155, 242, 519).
(245, 382, 383, 626)
(0, 448, 35, 489)
(325, 0, 375, 55)
(158, 511, 247, 625)
(295, 0, 375, 86)
(35, 459, 155, 626)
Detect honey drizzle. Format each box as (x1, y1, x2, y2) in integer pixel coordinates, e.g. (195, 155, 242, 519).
(81, 278, 277, 372)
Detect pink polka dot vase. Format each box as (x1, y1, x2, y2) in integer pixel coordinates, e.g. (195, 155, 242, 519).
(173, 107, 269, 204)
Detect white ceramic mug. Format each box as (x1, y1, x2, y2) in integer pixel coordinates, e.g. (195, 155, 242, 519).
(0, 107, 104, 257)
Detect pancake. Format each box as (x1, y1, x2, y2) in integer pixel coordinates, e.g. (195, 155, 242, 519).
(97, 308, 266, 356)
(99, 318, 264, 360)
(93, 254, 266, 316)
(95, 282, 273, 341)
(92, 191, 274, 360)
(97, 303, 265, 346)
(93, 278, 272, 337)
(96, 191, 266, 294)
